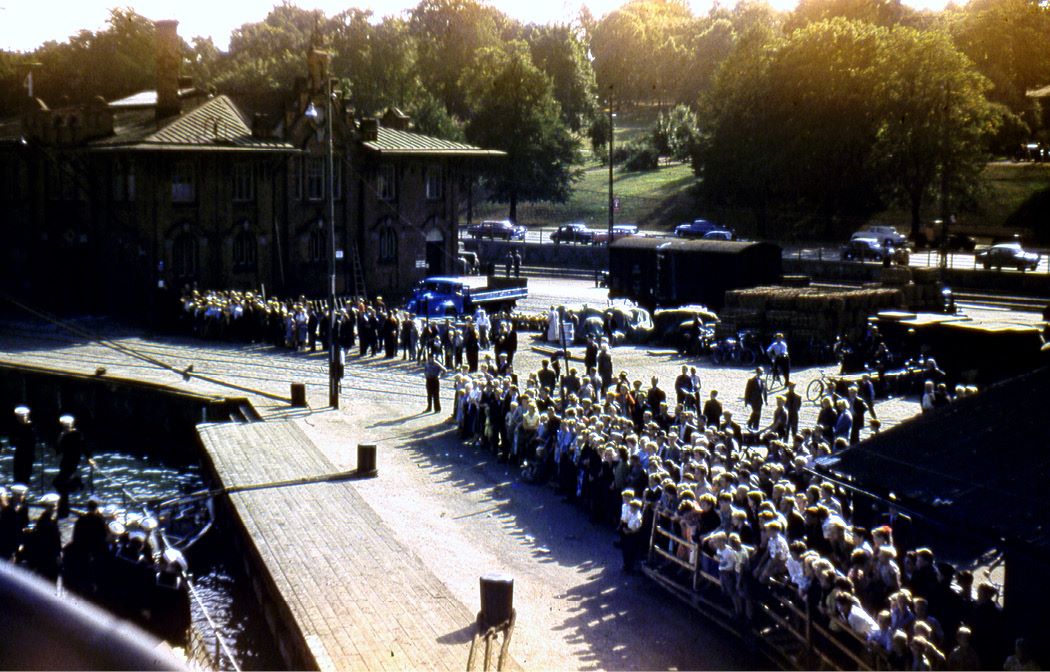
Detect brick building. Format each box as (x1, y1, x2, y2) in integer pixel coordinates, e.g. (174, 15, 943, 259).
(0, 20, 502, 312)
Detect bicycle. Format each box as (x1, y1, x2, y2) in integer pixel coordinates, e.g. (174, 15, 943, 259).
(805, 371, 841, 404)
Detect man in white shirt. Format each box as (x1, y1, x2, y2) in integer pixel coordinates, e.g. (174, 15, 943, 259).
(766, 332, 791, 386)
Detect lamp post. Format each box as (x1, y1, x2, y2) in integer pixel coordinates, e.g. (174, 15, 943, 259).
(305, 68, 340, 409)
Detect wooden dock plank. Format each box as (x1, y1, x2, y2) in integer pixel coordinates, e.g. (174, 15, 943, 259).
(197, 420, 483, 671)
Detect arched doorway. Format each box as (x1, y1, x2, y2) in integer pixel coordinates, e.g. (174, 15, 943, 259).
(425, 227, 445, 275)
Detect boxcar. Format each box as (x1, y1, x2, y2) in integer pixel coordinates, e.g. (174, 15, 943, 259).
(608, 238, 782, 310)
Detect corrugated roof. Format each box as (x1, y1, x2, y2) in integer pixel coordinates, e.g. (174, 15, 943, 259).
(92, 95, 294, 153)
(362, 127, 505, 157)
(611, 237, 778, 254)
(814, 364, 1050, 559)
(108, 88, 201, 109)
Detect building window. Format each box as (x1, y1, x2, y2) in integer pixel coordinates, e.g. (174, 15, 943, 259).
(233, 228, 257, 270)
(378, 226, 398, 265)
(308, 225, 327, 262)
(172, 162, 196, 202)
(306, 157, 324, 201)
(111, 159, 135, 202)
(290, 157, 302, 200)
(172, 232, 198, 277)
(425, 166, 443, 201)
(233, 162, 254, 202)
(377, 164, 396, 201)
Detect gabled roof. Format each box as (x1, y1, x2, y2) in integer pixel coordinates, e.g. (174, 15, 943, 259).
(814, 364, 1050, 559)
(361, 127, 505, 158)
(91, 95, 294, 153)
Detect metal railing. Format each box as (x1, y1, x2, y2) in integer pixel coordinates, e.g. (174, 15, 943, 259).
(644, 508, 877, 671)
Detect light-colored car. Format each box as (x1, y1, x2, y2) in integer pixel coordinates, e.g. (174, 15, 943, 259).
(976, 242, 1040, 271)
(853, 225, 907, 248)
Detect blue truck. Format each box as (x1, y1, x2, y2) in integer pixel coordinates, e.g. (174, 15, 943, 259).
(405, 276, 528, 319)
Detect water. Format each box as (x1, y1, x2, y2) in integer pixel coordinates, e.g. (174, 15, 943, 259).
(0, 437, 282, 670)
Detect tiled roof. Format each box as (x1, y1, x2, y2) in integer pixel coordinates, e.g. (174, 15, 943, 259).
(362, 126, 504, 157)
(93, 95, 294, 153)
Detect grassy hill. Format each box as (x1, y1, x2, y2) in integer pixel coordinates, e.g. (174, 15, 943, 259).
(473, 102, 1050, 238)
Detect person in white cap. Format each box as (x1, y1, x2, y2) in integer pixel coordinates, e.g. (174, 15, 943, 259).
(0, 484, 30, 560)
(55, 414, 86, 519)
(11, 406, 36, 485)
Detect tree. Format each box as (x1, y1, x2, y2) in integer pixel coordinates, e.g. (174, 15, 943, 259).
(590, 0, 697, 103)
(463, 43, 582, 222)
(652, 104, 699, 161)
(409, 0, 513, 117)
(871, 26, 1003, 233)
(947, 0, 1050, 147)
(695, 18, 1002, 238)
(786, 0, 913, 32)
(216, 5, 320, 93)
(525, 24, 597, 131)
(329, 13, 424, 117)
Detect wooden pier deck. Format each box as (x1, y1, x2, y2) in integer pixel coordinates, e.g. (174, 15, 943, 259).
(198, 420, 483, 671)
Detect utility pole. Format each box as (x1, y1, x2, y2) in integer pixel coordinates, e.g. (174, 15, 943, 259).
(326, 72, 340, 409)
(607, 85, 615, 246)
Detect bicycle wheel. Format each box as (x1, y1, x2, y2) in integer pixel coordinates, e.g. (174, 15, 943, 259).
(806, 379, 824, 403)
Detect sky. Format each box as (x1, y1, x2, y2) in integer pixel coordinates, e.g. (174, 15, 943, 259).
(0, 0, 952, 53)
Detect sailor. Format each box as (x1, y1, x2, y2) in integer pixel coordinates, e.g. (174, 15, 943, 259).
(54, 414, 87, 519)
(0, 483, 30, 560)
(72, 497, 109, 559)
(11, 406, 36, 485)
(22, 493, 62, 582)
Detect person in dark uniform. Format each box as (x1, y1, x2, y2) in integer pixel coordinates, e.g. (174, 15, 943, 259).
(512, 249, 522, 278)
(785, 382, 802, 438)
(0, 485, 30, 560)
(584, 336, 599, 373)
(11, 406, 36, 485)
(744, 367, 767, 430)
(22, 493, 62, 582)
(424, 354, 447, 414)
(54, 414, 86, 519)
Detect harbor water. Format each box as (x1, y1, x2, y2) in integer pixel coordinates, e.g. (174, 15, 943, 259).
(0, 436, 282, 670)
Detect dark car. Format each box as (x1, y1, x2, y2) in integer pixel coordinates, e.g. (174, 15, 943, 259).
(841, 237, 886, 262)
(467, 220, 527, 241)
(944, 233, 977, 252)
(551, 223, 597, 244)
(674, 219, 721, 239)
(702, 229, 733, 241)
(976, 242, 1040, 271)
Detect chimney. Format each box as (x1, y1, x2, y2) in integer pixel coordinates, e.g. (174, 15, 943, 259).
(360, 118, 379, 142)
(154, 20, 181, 120)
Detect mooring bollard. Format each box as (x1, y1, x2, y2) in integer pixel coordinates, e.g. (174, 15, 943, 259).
(356, 443, 377, 477)
(479, 573, 514, 629)
(290, 382, 307, 408)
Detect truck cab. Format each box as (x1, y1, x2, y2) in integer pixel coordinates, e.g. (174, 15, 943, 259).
(406, 275, 529, 319)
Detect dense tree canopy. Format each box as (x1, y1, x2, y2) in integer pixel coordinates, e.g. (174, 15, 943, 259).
(695, 17, 1003, 237)
(463, 43, 582, 221)
(0, 0, 1043, 231)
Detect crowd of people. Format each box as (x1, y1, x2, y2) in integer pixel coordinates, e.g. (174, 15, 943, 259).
(173, 287, 1029, 670)
(2, 407, 189, 641)
(441, 349, 1026, 671)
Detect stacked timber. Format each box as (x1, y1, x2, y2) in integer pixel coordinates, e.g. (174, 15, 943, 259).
(717, 268, 947, 342)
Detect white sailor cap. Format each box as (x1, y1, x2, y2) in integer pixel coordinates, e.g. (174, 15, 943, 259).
(59, 414, 75, 426)
(162, 548, 188, 572)
(10, 484, 28, 496)
(141, 517, 158, 533)
(124, 512, 143, 528)
(107, 520, 126, 537)
(14, 406, 30, 417)
(128, 529, 147, 543)
(101, 504, 119, 519)
(40, 493, 61, 507)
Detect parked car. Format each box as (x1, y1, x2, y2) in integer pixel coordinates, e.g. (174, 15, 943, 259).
(611, 224, 640, 240)
(842, 237, 886, 262)
(467, 220, 527, 241)
(944, 233, 977, 252)
(976, 241, 1040, 271)
(674, 219, 721, 239)
(702, 229, 733, 241)
(551, 223, 598, 245)
(853, 225, 907, 248)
